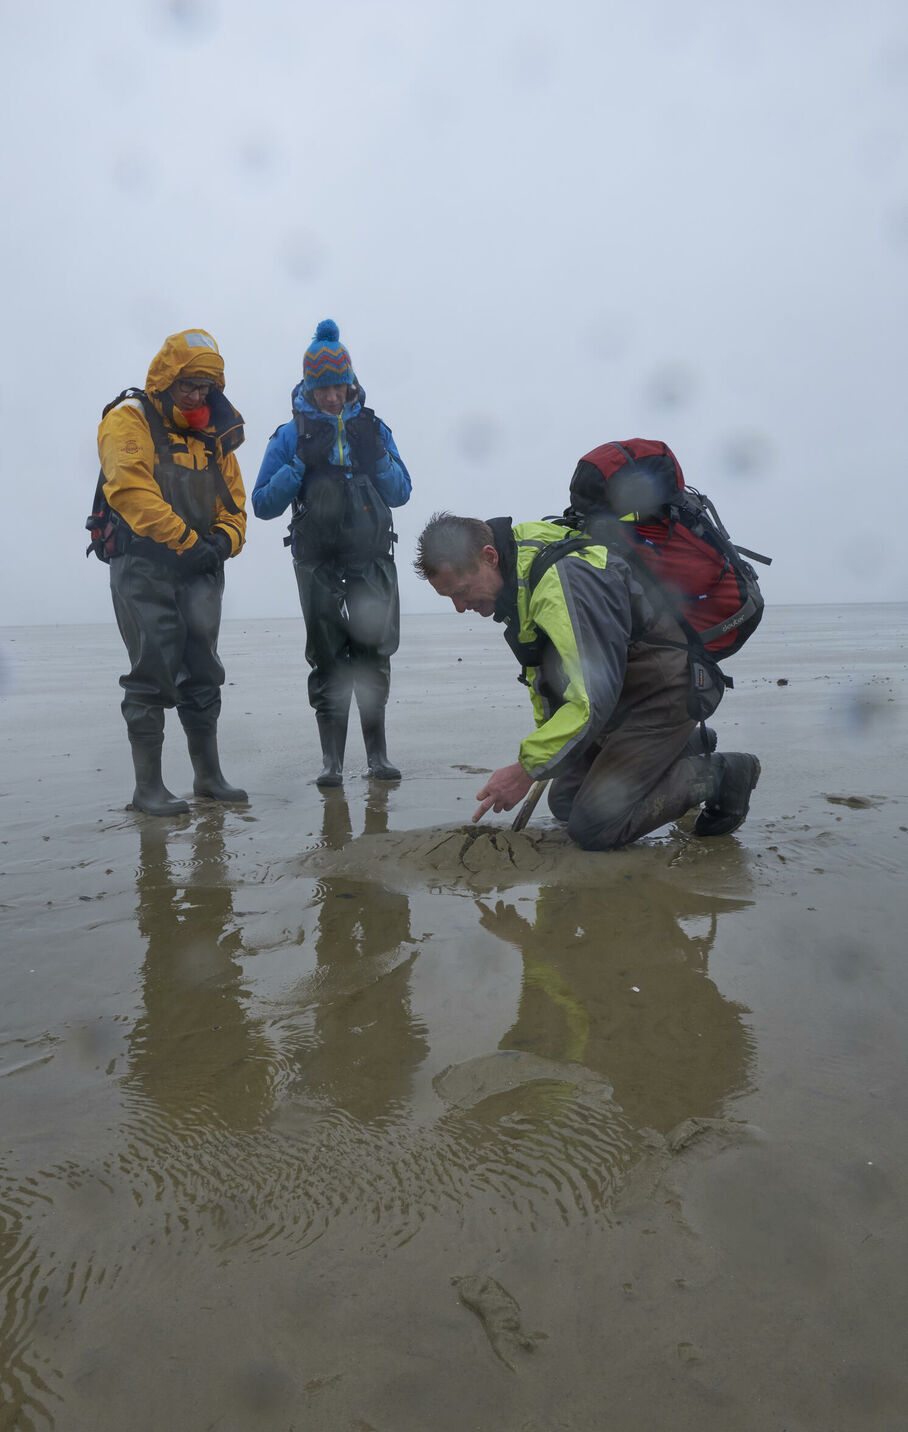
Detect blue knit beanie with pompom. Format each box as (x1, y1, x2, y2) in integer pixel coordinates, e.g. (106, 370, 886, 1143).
(303, 319, 354, 391)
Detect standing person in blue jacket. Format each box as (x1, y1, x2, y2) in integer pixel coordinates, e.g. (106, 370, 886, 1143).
(252, 320, 412, 786)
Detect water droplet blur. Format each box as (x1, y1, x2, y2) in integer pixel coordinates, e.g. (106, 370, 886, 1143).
(645, 362, 697, 410)
(454, 413, 501, 463)
(721, 429, 774, 478)
(237, 136, 278, 176)
(829, 683, 898, 733)
(154, 0, 219, 39)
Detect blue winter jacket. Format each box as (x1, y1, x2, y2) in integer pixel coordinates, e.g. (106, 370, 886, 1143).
(252, 382, 411, 522)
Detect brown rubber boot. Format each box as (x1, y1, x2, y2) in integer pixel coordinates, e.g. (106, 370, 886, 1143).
(694, 753, 761, 837)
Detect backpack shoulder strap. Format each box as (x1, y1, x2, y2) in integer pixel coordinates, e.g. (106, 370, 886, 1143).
(94, 388, 149, 509)
(133, 390, 170, 451)
(525, 534, 593, 592)
(101, 386, 144, 420)
(101, 387, 168, 452)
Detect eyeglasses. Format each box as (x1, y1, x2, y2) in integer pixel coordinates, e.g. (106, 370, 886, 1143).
(174, 377, 213, 398)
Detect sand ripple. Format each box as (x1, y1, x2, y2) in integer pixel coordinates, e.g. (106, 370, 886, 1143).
(0, 1061, 633, 1421)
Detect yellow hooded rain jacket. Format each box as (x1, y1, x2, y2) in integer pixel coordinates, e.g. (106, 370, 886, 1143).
(97, 329, 246, 557)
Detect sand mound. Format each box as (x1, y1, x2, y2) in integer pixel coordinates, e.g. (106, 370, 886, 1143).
(299, 823, 655, 888)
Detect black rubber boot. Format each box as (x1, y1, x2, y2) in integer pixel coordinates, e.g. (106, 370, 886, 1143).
(316, 711, 348, 787)
(361, 711, 401, 781)
(694, 753, 761, 837)
(186, 727, 248, 802)
(681, 725, 718, 759)
(129, 737, 190, 816)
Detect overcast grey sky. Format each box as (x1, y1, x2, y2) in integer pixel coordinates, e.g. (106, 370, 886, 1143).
(2, 0, 906, 626)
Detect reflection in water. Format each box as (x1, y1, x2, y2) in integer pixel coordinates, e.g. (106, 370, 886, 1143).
(1, 813, 280, 1431)
(478, 872, 756, 1133)
(284, 788, 428, 1123)
(0, 813, 763, 1431)
(126, 812, 274, 1131)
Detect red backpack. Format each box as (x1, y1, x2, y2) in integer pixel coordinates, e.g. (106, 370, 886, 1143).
(563, 438, 770, 658)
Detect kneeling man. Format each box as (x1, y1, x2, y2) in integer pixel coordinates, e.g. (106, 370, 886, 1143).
(414, 513, 759, 850)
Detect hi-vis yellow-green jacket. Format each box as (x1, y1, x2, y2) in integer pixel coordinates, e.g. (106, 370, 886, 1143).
(97, 329, 247, 557)
(492, 520, 677, 780)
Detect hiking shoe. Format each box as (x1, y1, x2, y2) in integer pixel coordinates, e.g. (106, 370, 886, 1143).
(694, 753, 761, 837)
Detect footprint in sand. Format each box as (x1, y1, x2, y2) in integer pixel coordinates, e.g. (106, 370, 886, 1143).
(452, 1273, 546, 1370)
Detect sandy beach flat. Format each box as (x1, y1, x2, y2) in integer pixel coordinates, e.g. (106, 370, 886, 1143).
(1, 604, 906, 1430)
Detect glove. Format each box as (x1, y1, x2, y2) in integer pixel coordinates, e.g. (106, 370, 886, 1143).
(296, 422, 335, 467)
(345, 413, 384, 472)
(180, 536, 223, 575)
(209, 529, 232, 562)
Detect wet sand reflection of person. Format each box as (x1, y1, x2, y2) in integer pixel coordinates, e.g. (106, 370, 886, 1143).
(477, 873, 756, 1134)
(292, 787, 428, 1124)
(126, 812, 274, 1132)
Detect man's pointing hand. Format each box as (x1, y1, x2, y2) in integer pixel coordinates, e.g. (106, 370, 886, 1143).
(473, 763, 533, 823)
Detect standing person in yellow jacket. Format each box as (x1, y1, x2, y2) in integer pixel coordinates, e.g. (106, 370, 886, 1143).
(95, 329, 248, 816)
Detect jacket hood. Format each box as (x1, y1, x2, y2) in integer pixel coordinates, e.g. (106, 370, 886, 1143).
(291, 379, 365, 420)
(145, 329, 226, 395)
(486, 516, 518, 626)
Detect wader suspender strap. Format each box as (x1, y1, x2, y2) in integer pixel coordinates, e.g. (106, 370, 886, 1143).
(287, 408, 396, 560)
(134, 392, 242, 517)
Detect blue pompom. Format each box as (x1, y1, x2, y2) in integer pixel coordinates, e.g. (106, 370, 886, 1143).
(314, 319, 339, 342)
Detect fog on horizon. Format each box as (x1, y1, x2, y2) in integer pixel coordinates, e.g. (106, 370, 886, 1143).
(2, 0, 907, 630)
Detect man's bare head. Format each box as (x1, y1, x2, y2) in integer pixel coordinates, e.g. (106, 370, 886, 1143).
(414, 513, 504, 618)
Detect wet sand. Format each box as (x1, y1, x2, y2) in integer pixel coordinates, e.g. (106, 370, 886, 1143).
(1, 604, 907, 1431)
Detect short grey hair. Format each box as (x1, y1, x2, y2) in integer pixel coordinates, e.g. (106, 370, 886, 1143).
(414, 512, 494, 580)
